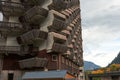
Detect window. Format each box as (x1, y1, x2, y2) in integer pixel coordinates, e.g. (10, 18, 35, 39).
(8, 73, 14, 80)
(52, 55, 57, 61)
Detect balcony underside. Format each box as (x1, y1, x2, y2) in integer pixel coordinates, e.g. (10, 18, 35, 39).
(52, 43, 67, 53)
(0, 1, 24, 16)
(19, 57, 48, 69)
(17, 29, 48, 44)
(51, 32, 67, 43)
(21, 6, 48, 24)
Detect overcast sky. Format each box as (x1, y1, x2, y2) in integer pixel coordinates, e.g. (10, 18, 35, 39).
(81, 0, 120, 67)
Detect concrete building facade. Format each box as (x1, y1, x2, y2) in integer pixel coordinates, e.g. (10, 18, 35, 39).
(0, 0, 83, 80)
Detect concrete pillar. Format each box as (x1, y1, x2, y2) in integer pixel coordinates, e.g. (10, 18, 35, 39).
(0, 55, 3, 80)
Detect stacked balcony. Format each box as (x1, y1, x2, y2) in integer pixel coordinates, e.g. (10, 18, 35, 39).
(51, 32, 67, 43)
(0, 21, 24, 36)
(49, 0, 68, 10)
(48, 11, 67, 31)
(20, 0, 44, 6)
(19, 57, 48, 69)
(0, 1, 24, 16)
(20, 6, 48, 24)
(49, 0, 79, 11)
(17, 29, 48, 44)
(52, 43, 67, 53)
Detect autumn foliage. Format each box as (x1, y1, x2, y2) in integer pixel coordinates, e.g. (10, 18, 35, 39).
(91, 64, 120, 74)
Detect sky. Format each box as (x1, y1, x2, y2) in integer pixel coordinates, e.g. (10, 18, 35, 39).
(0, 0, 120, 67)
(81, 0, 120, 67)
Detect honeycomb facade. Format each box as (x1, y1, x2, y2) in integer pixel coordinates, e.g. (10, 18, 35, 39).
(0, 0, 83, 80)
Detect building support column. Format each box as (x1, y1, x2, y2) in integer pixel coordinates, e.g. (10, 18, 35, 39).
(0, 54, 3, 80)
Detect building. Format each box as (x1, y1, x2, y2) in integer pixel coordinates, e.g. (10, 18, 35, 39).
(0, 0, 83, 80)
(22, 70, 76, 80)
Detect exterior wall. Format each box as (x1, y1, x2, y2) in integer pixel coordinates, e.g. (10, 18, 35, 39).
(3, 55, 20, 70)
(6, 37, 20, 46)
(1, 70, 22, 80)
(9, 16, 19, 23)
(37, 50, 58, 70)
(41, 0, 53, 10)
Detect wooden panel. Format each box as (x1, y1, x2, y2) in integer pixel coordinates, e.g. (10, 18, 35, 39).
(37, 50, 58, 70)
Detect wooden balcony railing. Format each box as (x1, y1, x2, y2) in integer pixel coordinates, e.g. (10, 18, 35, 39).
(18, 29, 48, 44)
(0, 1, 24, 16)
(22, 6, 48, 24)
(19, 57, 48, 69)
(52, 43, 67, 53)
(0, 46, 21, 53)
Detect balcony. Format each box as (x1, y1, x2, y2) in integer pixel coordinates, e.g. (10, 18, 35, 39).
(17, 29, 48, 44)
(52, 43, 67, 53)
(19, 57, 48, 69)
(49, 0, 68, 10)
(48, 10, 67, 31)
(0, 21, 23, 32)
(0, 46, 21, 54)
(20, 0, 44, 6)
(21, 6, 48, 24)
(51, 32, 67, 43)
(0, 1, 24, 16)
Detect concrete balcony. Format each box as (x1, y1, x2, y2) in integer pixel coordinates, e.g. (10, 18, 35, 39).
(21, 6, 48, 24)
(49, 0, 68, 10)
(52, 43, 67, 53)
(51, 32, 67, 43)
(0, 21, 23, 33)
(0, 21, 24, 36)
(47, 10, 67, 31)
(20, 0, 44, 6)
(0, 1, 24, 16)
(19, 57, 48, 69)
(17, 29, 48, 44)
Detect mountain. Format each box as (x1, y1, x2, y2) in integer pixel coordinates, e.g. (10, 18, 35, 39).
(110, 52, 120, 64)
(84, 61, 100, 71)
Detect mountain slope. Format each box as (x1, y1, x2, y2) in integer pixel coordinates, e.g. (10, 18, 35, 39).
(110, 52, 120, 64)
(84, 61, 100, 71)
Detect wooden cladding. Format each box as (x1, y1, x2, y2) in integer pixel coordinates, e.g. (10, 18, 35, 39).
(18, 29, 48, 44)
(0, 1, 24, 16)
(52, 43, 67, 53)
(19, 57, 48, 69)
